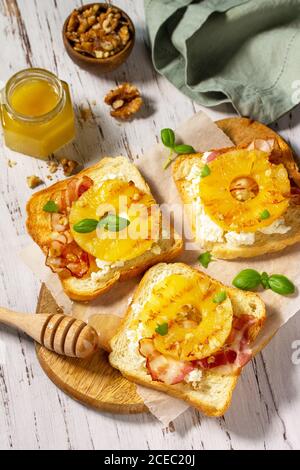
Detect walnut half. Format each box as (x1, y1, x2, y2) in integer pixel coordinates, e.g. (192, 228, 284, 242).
(104, 83, 143, 120)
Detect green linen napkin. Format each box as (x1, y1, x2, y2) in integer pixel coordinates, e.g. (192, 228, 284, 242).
(144, 0, 300, 123)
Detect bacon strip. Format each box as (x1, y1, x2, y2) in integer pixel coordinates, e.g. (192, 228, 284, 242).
(197, 315, 255, 370)
(139, 315, 256, 385)
(46, 241, 90, 278)
(57, 175, 93, 215)
(246, 138, 287, 170)
(247, 139, 276, 153)
(205, 148, 229, 163)
(45, 175, 94, 278)
(139, 339, 194, 385)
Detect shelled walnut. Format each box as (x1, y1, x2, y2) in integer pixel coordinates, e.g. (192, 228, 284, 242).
(60, 158, 78, 176)
(46, 157, 78, 178)
(47, 160, 59, 174)
(104, 83, 143, 120)
(66, 5, 132, 59)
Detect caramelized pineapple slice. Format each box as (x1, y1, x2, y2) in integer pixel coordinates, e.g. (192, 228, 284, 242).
(200, 149, 290, 232)
(138, 272, 233, 361)
(69, 179, 160, 262)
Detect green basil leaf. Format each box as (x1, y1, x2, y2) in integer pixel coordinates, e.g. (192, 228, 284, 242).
(73, 218, 98, 233)
(98, 214, 130, 232)
(198, 251, 213, 269)
(161, 128, 175, 149)
(155, 323, 169, 336)
(260, 209, 270, 220)
(43, 200, 59, 213)
(260, 272, 270, 289)
(232, 269, 261, 291)
(173, 144, 196, 155)
(268, 274, 295, 295)
(213, 291, 227, 303)
(200, 164, 211, 178)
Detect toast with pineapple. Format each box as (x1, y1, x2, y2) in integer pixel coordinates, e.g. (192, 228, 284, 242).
(26, 157, 183, 301)
(173, 117, 300, 259)
(109, 262, 265, 417)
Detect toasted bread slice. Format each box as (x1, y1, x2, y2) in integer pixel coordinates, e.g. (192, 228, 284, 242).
(173, 152, 300, 259)
(109, 263, 265, 417)
(173, 118, 300, 259)
(26, 157, 183, 301)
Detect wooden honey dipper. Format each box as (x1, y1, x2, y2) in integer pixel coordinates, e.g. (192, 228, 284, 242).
(0, 307, 99, 358)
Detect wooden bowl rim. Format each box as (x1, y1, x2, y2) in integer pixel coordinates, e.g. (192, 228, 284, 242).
(62, 2, 135, 66)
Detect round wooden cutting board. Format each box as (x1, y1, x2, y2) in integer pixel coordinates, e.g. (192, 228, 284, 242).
(35, 284, 147, 414)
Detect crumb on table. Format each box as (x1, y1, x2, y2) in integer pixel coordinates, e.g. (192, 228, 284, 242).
(47, 161, 59, 174)
(79, 105, 93, 122)
(8, 160, 17, 168)
(27, 175, 44, 189)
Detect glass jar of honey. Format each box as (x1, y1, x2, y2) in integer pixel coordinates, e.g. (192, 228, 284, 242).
(0, 68, 75, 159)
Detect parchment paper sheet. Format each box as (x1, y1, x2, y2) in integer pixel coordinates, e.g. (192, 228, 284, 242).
(21, 112, 300, 426)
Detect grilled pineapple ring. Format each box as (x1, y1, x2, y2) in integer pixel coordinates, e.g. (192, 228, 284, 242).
(200, 149, 290, 232)
(69, 179, 160, 262)
(138, 272, 233, 361)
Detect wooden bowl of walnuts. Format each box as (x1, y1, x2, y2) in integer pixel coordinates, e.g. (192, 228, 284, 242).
(63, 3, 135, 72)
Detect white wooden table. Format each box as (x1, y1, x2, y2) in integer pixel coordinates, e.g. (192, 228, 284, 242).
(0, 0, 300, 450)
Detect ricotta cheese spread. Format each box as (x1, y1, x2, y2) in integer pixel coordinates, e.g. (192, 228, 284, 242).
(126, 322, 146, 367)
(194, 201, 224, 244)
(186, 165, 203, 198)
(259, 218, 291, 235)
(184, 368, 203, 384)
(100, 172, 127, 182)
(91, 258, 125, 282)
(225, 231, 256, 247)
(186, 165, 202, 182)
(91, 239, 161, 283)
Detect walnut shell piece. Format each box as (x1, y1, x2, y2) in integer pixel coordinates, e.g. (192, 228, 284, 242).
(104, 83, 143, 120)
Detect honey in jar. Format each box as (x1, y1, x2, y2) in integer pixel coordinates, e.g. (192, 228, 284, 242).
(0, 68, 75, 158)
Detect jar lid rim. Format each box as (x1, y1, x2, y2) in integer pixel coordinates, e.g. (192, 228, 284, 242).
(4, 68, 65, 123)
